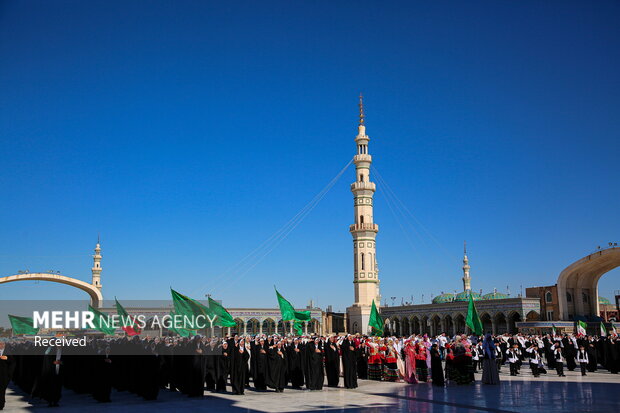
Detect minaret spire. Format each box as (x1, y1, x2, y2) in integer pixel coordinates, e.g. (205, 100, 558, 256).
(462, 241, 471, 292)
(92, 238, 102, 291)
(358, 93, 365, 125)
(347, 95, 380, 334)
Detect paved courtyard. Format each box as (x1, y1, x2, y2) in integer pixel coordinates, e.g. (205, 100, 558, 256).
(3, 369, 620, 412)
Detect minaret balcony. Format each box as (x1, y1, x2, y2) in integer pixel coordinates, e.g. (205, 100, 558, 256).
(349, 223, 379, 233)
(353, 154, 372, 163)
(350, 181, 376, 192)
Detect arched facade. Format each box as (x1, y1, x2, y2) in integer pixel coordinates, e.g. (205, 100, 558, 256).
(557, 247, 620, 320)
(0, 273, 103, 307)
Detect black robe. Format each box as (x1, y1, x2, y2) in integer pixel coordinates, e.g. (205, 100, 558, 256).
(266, 347, 288, 391)
(286, 344, 304, 388)
(230, 344, 250, 395)
(37, 347, 63, 406)
(186, 339, 206, 397)
(92, 352, 113, 402)
(215, 347, 229, 392)
(341, 339, 358, 389)
(356, 344, 368, 379)
(204, 344, 218, 390)
(306, 343, 324, 390)
(430, 347, 444, 386)
(0, 347, 15, 410)
(324, 341, 340, 387)
(252, 343, 268, 390)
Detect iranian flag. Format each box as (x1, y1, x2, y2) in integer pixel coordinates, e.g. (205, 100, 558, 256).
(611, 323, 618, 337)
(552, 324, 557, 336)
(577, 320, 587, 337)
(115, 298, 141, 336)
(600, 322, 607, 337)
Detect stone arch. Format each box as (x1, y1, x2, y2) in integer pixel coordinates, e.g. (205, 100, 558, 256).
(262, 318, 275, 335)
(246, 318, 260, 335)
(526, 310, 540, 321)
(308, 319, 320, 335)
(443, 314, 453, 335)
(232, 318, 244, 335)
(494, 312, 507, 334)
(0, 273, 103, 307)
(507, 311, 521, 334)
(401, 316, 410, 336)
(557, 247, 620, 319)
(383, 318, 391, 335)
(430, 315, 441, 336)
(410, 316, 420, 335)
(393, 317, 401, 336)
(420, 316, 429, 335)
(454, 313, 466, 335)
(480, 312, 492, 334)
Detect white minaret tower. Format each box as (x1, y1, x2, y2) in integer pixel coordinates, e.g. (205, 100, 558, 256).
(347, 94, 380, 334)
(462, 241, 471, 292)
(91, 236, 102, 291)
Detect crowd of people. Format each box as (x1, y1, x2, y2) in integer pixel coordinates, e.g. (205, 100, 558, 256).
(0, 331, 618, 408)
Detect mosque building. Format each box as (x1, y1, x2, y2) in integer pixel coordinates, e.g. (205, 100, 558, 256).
(5, 97, 618, 338)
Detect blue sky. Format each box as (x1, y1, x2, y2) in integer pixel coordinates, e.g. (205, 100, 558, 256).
(0, 1, 618, 311)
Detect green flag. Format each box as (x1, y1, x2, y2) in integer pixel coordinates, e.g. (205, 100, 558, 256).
(168, 311, 191, 337)
(368, 300, 383, 336)
(88, 305, 115, 335)
(293, 320, 304, 335)
(600, 322, 607, 337)
(8, 314, 39, 335)
(465, 293, 483, 336)
(577, 320, 587, 336)
(275, 288, 310, 321)
(115, 298, 141, 336)
(552, 324, 557, 336)
(208, 297, 236, 327)
(171, 288, 214, 330)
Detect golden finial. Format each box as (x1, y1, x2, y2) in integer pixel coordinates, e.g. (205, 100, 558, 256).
(358, 93, 364, 125)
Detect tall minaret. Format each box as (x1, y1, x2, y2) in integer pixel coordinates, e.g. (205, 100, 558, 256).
(347, 94, 380, 334)
(91, 237, 102, 291)
(462, 241, 471, 291)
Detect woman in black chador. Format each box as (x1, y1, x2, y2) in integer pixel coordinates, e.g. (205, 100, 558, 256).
(324, 336, 340, 387)
(251, 337, 268, 390)
(215, 341, 230, 392)
(186, 336, 206, 397)
(266, 340, 288, 392)
(286, 338, 305, 389)
(306, 338, 324, 390)
(230, 338, 250, 395)
(430, 344, 444, 386)
(341, 335, 358, 389)
(481, 334, 500, 385)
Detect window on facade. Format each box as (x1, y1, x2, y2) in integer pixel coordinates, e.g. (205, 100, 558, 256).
(582, 293, 588, 303)
(566, 292, 572, 303)
(360, 215, 364, 224)
(354, 253, 357, 271)
(545, 291, 553, 303)
(360, 174, 364, 182)
(361, 253, 365, 270)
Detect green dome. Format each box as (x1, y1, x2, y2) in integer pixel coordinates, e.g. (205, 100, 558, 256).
(454, 290, 482, 302)
(432, 293, 455, 304)
(599, 296, 611, 305)
(482, 292, 510, 300)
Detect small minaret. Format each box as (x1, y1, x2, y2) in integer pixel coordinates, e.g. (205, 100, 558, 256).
(462, 241, 471, 291)
(91, 237, 102, 290)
